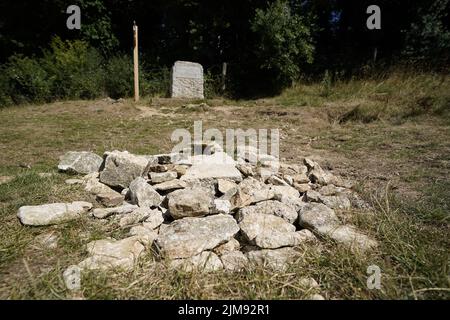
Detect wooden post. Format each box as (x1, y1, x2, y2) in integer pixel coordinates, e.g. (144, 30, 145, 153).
(221, 62, 227, 92)
(133, 21, 139, 102)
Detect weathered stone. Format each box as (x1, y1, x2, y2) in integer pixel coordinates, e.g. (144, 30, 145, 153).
(304, 190, 321, 202)
(278, 195, 307, 213)
(150, 171, 177, 184)
(78, 236, 145, 271)
(18, 201, 92, 226)
(156, 214, 240, 259)
(267, 175, 289, 186)
(143, 209, 165, 230)
(99, 151, 149, 188)
(171, 61, 204, 99)
(213, 238, 241, 256)
(221, 251, 248, 271)
(83, 173, 118, 195)
(33, 231, 58, 249)
(292, 173, 310, 184)
(65, 178, 84, 185)
(169, 251, 223, 272)
(298, 203, 340, 231)
(58, 151, 102, 175)
(119, 207, 151, 227)
(236, 163, 255, 177)
(128, 177, 162, 208)
(271, 185, 300, 200)
(318, 224, 378, 252)
(96, 192, 124, 207)
(153, 179, 187, 192)
(318, 184, 347, 196)
(279, 163, 308, 176)
(245, 247, 297, 271)
(129, 227, 158, 246)
(240, 200, 298, 224)
(295, 229, 318, 243)
(0, 176, 14, 185)
(293, 183, 311, 193)
(213, 199, 232, 214)
(319, 194, 351, 210)
(181, 152, 242, 182)
(167, 188, 214, 219)
(230, 177, 274, 208)
(217, 179, 238, 194)
(92, 204, 138, 219)
(237, 208, 298, 249)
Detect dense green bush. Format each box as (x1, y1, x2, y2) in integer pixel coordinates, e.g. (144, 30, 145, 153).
(104, 55, 134, 99)
(142, 66, 171, 97)
(41, 37, 105, 99)
(2, 55, 53, 105)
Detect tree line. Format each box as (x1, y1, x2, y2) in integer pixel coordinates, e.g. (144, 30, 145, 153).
(0, 0, 449, 98)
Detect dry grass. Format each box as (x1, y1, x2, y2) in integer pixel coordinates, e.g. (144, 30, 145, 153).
(0, 72, 449, 299)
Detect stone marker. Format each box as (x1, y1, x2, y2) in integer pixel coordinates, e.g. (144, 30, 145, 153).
(171, 61, 204, 99)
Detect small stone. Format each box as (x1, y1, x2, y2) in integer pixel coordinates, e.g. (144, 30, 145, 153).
(167, 188, 214, 219)
(293, 183, 311, 193)
(217, 179, 238, 194)
(156, 214, 240, 259)
(78, 236, 145, 271)
(318, 224, 378, 252)
(267, 175, 289, 186)
(83, 173, 118, 196)
(65, 179, 84, 185)
(236, 163, 255, 177)
(221, 251, 248, 271)
(237, 208, 298, 249)
(304, 190, 321, 202)
(96, 192, 124, 207)
(0, 176, 14, 185)
(319, 194, 351, 210)
(119, 207, 151, 227)
(298, 203, 340, 231)
(33, 231, 58, 249)
(153, 179, 187, 192)
(99, 151, 150, 188)
(239, 200, 298, 224)
(213, 238, 241, 256)
(271, 185, 300, 200)
(128, 177, 162, 208)
(143, 209, 165, 230)
(169, 251, 223, 272)
(213, 199, 232, 214)
(245, 247, 297, 271)
(58, 151, 102, 175)
(150, 171, 177, 184)
(92, 204, 138, 219)
(17, 201, 92, 226)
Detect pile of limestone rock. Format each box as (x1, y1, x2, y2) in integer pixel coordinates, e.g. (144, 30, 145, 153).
(17, 143, 377, 278)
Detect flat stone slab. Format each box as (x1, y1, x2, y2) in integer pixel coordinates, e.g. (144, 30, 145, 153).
(171, 61, 204, 99)
(58, 151, 103, 175)
(156, 214, 240, 259)
(18, 201, 92, 226)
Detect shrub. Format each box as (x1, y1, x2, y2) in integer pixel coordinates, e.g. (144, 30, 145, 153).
(3, 55, 53, 105)
(142, 66, 171, 97)
(41, 37, 104, 99)
(104, 55, 134, 99)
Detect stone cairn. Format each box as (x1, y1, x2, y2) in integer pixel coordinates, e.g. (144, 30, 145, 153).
(17, 143, 377, 297)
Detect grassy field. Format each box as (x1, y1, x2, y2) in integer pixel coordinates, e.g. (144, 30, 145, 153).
(0, 73, 449, 299)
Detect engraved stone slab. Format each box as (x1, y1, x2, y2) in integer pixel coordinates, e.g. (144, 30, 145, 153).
(171, 61, 204, 99)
